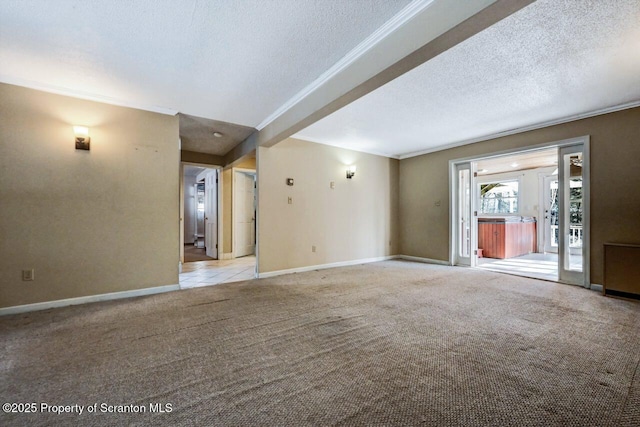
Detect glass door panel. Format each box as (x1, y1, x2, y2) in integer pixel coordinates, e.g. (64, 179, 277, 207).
(543, 176, 559, 253)
(558, 146, 584, 285)
(459, 168, 470, 259)
(455, 163, 475, 266)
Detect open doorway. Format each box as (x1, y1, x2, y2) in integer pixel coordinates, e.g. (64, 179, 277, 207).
(474, 148, 558, 281)
(182, 165, 219, 263)
(450, 137, 590, 287)
(178, 151, 257, 289)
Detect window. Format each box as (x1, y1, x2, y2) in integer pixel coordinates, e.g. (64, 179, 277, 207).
(479, 180, 519, 214)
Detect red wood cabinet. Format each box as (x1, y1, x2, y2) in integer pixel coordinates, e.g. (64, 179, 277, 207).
(478, 217, 537, 259)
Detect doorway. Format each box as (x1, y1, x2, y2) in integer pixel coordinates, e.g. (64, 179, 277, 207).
(182, 164, 220, 263)
(451, 137, 590, 287)
(178, 150, 257, 288)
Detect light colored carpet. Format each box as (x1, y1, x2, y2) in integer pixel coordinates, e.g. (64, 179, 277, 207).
(1, 260, 638, 426)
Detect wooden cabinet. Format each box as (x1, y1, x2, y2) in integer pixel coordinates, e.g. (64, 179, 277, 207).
(604, 243, 640, 299)
(478, 217, 537, 259)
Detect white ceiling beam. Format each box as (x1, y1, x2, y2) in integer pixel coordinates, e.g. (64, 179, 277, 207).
(255, 0, 535, 149)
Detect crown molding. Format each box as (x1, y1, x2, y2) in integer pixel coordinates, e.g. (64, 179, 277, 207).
(290, 134, 400, 159)
(255, 0, 436, 131)
(399, 100, 640, 160)
(0, 75, 178, 116)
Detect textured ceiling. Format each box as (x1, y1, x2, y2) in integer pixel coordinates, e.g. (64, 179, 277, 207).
(477, 147, 557, 176)
(179, 114, 255, 156)
(295, 0, 640, 158)
(0, 0, 411, 128)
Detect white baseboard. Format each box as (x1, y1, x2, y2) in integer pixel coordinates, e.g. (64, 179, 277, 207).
(257, 255, 399, 279)
(0, 284, 180, 316)
(397, 255, 451, 266)
(590, 283, 603, 292)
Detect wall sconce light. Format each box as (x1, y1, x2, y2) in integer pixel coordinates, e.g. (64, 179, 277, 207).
(346, 165, 356, 179)
(74, 126, 90, 150)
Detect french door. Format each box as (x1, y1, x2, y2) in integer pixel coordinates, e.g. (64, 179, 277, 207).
(451, 138, 588, 287)
(558, 144, 588, 286)
(454, 162, 476, 266)
(543, 175, 559, 254)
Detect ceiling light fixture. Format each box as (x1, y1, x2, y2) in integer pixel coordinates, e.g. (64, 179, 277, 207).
(510, 162, 519, 168)
(213, 132, 223, 138)
(479, 169, 488, 173)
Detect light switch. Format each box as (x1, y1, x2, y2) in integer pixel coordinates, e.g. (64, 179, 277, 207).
(22, 269, 34, 281)
(288, 197, 292, 204)
(330, 181, 335, 189)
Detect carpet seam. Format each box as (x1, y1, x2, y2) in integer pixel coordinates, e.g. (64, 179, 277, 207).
(617, 352, 640, 425)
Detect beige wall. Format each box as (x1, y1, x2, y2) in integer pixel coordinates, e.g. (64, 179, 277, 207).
(258, 138, 399, 273)
(399, 107, 640, 285)
(0, 83, 180, 308)
(233, 156, 256, 170)
(180, 150, 224, 166)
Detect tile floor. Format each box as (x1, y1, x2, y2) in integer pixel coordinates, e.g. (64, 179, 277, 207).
(179, 255, 256, 289)
(476, 252, 583, 282)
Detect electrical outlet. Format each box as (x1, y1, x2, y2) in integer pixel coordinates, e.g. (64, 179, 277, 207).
(312, 245, 316, 253)
(22, 269, 34, 281)
(288, 197, 292, 204)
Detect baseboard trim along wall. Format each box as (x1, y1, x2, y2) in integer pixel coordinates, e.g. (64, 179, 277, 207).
(258, 256, 399, 279)
(397, 255, 451, 266)
(590, 283, 603, 292)
(0, 284, 181, 316)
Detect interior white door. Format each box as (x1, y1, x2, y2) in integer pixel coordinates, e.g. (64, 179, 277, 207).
(234, 171, 256, 258)
(543, 175, 559, 253)
(204, 171, 218, 259)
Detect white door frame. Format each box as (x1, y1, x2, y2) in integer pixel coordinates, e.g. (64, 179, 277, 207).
(449, 135, 590, 287)
(232, 167, 257, 258)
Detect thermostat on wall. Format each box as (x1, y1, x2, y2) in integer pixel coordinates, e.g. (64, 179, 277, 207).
(286, 178, 294, 186)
